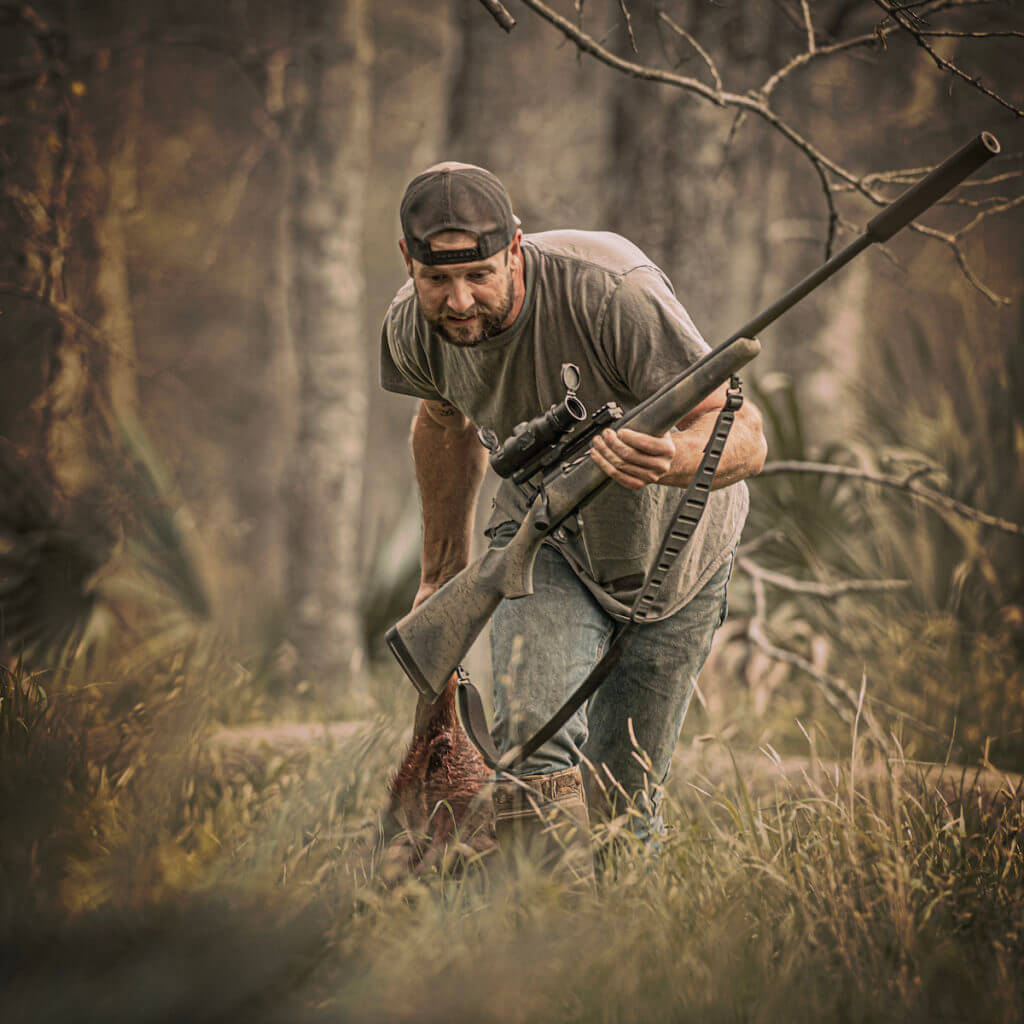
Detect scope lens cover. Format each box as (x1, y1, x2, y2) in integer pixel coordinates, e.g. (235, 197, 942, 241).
(560, 363, 581, 392)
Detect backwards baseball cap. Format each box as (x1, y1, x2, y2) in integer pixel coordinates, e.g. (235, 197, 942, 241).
(400, 162, 520, 266)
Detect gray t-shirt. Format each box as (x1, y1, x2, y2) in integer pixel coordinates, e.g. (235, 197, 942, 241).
(380, 230, 748, 621)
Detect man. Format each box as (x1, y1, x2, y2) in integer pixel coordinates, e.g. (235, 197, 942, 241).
(380, 161, 766, 864)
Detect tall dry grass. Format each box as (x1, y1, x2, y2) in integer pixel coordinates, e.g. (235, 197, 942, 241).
(2, 641, 1023, 1023)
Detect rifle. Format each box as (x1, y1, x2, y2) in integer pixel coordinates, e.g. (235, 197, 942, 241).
(387, 132, 1001, 702)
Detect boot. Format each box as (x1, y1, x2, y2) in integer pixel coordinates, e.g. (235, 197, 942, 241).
(492, 765, 595, 888)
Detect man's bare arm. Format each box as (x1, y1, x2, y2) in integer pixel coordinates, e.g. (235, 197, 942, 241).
(591, 382, 767, 491)
(411, 398, 489, 608)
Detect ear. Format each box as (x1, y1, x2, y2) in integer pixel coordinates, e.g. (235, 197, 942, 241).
(507, 229, 523, 270)
(398, 238, 413, 277)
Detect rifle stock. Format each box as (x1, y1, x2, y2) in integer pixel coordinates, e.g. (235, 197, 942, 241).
(385, 498, 547, 699)
(387, 133, 1001, 702)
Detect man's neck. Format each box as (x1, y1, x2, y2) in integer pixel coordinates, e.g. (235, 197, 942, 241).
(503, 250, 528, 330)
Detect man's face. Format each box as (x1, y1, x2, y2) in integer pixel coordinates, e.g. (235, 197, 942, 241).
(403, 230, 520, 346)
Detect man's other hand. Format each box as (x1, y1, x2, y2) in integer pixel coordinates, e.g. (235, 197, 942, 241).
(590, 427, 675, 491)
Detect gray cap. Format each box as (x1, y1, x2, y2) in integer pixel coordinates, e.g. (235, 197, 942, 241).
(400, 162, 519, 266)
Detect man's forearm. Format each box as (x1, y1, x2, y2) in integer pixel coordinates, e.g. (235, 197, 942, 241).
(412, 402, 489, 585)
(660, 402, 767, 489)
(591, 380, 767, 492)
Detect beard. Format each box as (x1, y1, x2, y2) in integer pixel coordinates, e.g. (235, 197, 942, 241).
(422, 275, 516, 347)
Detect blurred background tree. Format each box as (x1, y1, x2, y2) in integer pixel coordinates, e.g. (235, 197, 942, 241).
(0, 0, 1021, 758)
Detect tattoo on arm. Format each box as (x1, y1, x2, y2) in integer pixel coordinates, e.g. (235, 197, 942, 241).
(422, 398, 471, 430)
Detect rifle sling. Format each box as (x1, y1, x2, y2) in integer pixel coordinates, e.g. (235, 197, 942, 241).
(630, 376, 744, 622)
(456, 628, 632, 772)
(456, 377, 743, 774)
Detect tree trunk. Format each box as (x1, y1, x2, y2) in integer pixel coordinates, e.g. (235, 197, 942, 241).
(76, 40, 143, 434)
(284, 0, 374, 683)
(0, 5, 137, 497)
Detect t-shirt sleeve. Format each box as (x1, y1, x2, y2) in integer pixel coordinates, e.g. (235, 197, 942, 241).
(598, 266, 710, 402)
(379, 309, 445, 402)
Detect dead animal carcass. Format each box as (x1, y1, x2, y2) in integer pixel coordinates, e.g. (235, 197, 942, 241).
(381, 675, 495, 876)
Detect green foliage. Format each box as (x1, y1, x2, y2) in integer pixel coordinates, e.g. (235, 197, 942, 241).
(0, 444, 108, 665)
(747, 371, 863, 575)
(0, 416, 212, 673)
(112, 414, 212, 623)
(738, 362, 1024, 768)
(858, 308, 1024, 622)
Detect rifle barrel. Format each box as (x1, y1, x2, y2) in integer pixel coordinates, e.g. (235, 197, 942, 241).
(627, 133, 1000, 425)
(728, 132, 1001, 345)
(723, 234, 871, 346)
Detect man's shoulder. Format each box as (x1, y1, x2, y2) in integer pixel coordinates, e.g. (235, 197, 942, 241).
(379, 278, 443, 401)
(383, 279, 422, 343)
(381, 278, 433, 366)
(385, 278, 417, 322)
(525, 229, 657, 279)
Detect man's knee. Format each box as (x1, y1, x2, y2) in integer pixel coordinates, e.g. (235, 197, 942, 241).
(493, 706, 588, 778)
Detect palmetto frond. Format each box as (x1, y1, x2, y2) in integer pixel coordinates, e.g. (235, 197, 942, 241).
(0, 419, 211, 668)
(0, 444, 106, 663)
(113, 415, 211, 622)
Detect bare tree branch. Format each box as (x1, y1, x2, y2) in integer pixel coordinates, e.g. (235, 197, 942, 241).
(657, 11, 722, 93)
(874, 0, 1024, 116)
(760, 32, 886, 99)
(810, 157, 840, 259)
(736, 542, 952, 746)
(617, 0, 638, 55)
(737, 528, 788, 557)
(915, 1, 1010, 14)
(947, 239, 1012, 304)
(476, 0, 516, 32)
(518, 0, 724, 104)
(738, 556, 912, 598)
(747, 578, 891, 747)
(516, 0, 1018, 303)
(756, 460, 1024, 537)
(955, 191, 1024, 236)
(905, 214, 1016, 304)
(1, 2, 53, 35)
(918, 28, 1024, 39)
(848, 177, 1024, 216)
(799, 0, 816, 53)
(519, 0, 867, 193)
(573, 0, 585, 61)
(836, 165, 1022, 193)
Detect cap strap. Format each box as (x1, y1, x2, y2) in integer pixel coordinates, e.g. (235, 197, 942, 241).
(416, 244, 485, 266)
(407, 225, 513, 266)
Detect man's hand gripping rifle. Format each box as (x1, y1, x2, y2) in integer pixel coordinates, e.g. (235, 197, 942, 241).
(387, 132, 1001, 702)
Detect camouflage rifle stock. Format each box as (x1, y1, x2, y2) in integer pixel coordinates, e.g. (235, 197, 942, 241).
(387, 132, 1001, 701)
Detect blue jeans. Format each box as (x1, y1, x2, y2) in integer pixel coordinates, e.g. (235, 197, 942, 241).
(489, 528, 732, 838)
